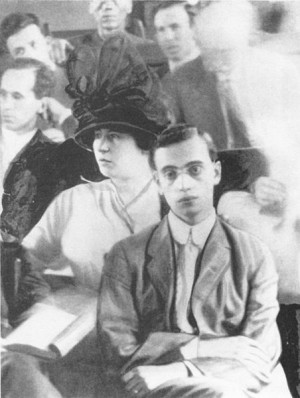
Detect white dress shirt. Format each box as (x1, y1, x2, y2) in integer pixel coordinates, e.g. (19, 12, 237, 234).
(168, 209, 216, 333)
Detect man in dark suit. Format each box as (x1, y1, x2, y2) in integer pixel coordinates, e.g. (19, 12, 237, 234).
(0, 58, 97, 321)
(97, 125, 291, 398)
(153, 1, 200, 74)
(0, 12, 76, 140)
(163, 1, 300, 152)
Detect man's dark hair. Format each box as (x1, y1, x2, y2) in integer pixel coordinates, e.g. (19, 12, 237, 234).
(149, 124, 218, 169)
(1, 58, 54, 99)
(1, 13, 41, 44)
(152, 1, 195, 26)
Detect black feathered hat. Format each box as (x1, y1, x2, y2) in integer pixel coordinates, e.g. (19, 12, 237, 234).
(66, 33, 171, 151)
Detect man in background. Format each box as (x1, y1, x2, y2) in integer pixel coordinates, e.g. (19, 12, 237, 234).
(153, 1, 200, 73)
(0, 12, 76, 140)
(0, 58, 66, 323)
(72, 0, 166, 75)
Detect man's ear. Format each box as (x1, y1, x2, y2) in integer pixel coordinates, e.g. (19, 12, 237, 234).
(37, 97, 47, 119)
(213, 160, 222, 186)
(153, 170, 164, 195)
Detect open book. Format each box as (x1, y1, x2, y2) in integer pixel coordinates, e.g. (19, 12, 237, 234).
(1, 287, 97, 360)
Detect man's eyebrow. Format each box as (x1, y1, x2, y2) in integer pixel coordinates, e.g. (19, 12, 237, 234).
(186, 161, 204, 167)
(160, 161, 204, 173)
(161, 165, 177, 173)
(13, 46, 23, 53)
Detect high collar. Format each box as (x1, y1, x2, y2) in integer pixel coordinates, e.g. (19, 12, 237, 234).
(168, 210, 216, 248)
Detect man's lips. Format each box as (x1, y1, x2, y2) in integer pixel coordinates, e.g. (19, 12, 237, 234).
(98, 159, 111, 163)
(2, 115, 14, 122)
(102, 15, 117, 22)
(165, 45, 180, 53)
(178, 196, 198, 203)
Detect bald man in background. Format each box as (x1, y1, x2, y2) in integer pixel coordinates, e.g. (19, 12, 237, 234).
(71, 0, 166, 74)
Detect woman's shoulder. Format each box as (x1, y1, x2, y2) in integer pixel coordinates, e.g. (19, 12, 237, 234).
(53, 181, 97, 203)
(54, 179, 112, 202)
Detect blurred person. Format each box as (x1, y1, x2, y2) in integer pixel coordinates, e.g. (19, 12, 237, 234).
(0, 12, 76, 139)
(164, 0, 300, 151)
(190, 0, 300, 275)
(173, 1, 300, 393)
(256, 1, 300, 72)
(98, 124, 291, 398)
(164, 0, 300, 228)
(153, 1, 200, 73)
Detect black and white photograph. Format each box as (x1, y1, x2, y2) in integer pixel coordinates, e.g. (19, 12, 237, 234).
(1, 1, 300, 397)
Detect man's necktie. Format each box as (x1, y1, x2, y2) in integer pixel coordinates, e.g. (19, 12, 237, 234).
(175, 231, 198, 334)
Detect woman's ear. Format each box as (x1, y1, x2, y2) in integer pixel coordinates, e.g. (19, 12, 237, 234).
(37, 98, 48, 120)
(213, 160, 222, 186)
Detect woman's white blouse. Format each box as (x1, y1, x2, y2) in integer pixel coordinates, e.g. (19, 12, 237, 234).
(23, 179, 161, 290)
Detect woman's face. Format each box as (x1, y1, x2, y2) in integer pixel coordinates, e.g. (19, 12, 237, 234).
(93, 128, 146, 179)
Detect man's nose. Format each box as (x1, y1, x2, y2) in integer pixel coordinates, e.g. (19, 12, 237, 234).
(164, 28, 176, 41)
(1, 95, 13, 109)
(176, 173, 192, 191)
(102, 0, 114, 10)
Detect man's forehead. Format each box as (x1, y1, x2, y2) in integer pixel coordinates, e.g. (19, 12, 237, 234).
(155, 136, 211, 168)
(155, 5, 189, 26)
(89, 0, 132, 13)
(1, 68, 35, 92)
(7, 24, 44, 47)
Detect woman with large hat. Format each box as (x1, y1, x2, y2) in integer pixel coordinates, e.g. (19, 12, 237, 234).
(20, 33, 170, 293)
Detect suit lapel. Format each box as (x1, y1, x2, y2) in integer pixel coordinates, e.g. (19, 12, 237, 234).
(192, 219, 231, 304)
(146, 217, 174, 305)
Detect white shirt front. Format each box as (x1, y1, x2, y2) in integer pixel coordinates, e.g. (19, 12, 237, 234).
(168, 210, 216, 333)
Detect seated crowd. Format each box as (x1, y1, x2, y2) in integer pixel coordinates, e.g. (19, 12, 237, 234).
(1, 1, 300, 397)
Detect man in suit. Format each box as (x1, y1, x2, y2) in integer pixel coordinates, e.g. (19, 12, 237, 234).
(153, 1, 200, 73)
(71, 0, 166, 74)
(97, 124, 291, 398)
(0, 58, 68, 320)
(0, 12, 76, 140)
(0, 58, 63, 242)
(163, 0, 300, 152)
